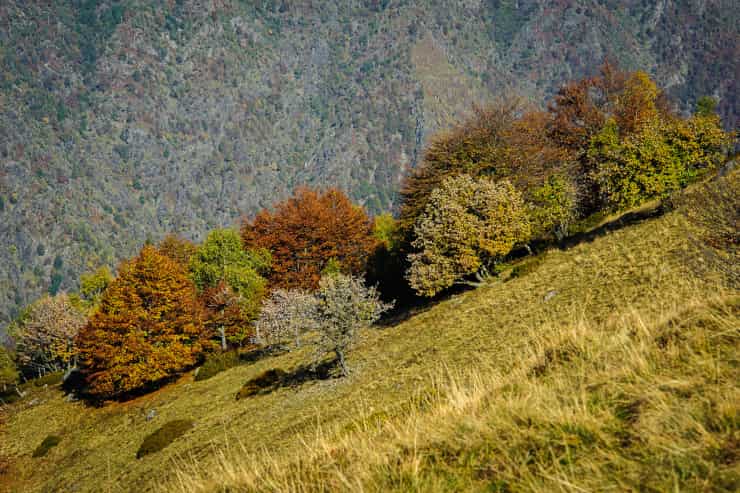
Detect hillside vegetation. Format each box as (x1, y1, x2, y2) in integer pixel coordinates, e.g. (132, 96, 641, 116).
(1, 0, 738, 331)
(1, 205, 737, 492)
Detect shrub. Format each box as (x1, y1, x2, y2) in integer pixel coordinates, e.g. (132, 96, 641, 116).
(407, 175, 531, 297)
(25, 371, 64, 388)
(136, 420, 194, 459)
(32, 435, 61, 458)
(528, 174, 578, 240)
(255, 289, 319, 348)
(194, 351, 241, 382)
(235, 368, 288, 400)
(589, 114, 732, 210)
(76, 246, 206, 400)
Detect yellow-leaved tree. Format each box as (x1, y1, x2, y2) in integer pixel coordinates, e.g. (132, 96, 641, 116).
(407, 175, 531, 297)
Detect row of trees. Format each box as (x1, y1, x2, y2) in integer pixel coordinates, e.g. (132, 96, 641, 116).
(394, 62, 732, 295)
(2, 187, 385, 399)
(1, 62, 732, 401)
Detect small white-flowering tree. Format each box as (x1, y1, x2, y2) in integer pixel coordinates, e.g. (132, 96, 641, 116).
(313, 274, 393, 376)
(255, 289, 319, 348)
(14, 293, 86, 377)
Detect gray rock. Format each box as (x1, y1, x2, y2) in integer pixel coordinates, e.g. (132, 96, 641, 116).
(543, 290, 558, 302)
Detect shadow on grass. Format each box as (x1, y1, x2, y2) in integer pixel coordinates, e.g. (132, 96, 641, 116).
(558, 205, 666, 250)
(236, 358, 340, 400)
(509, 202, 666, 260)
(379, 203, 668, 327)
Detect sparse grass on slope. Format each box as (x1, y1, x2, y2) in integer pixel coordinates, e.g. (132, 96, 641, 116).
(1, 212, 737, 492)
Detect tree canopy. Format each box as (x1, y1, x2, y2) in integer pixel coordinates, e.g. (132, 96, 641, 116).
(407, 175, 531, 297)
(76, 245, 206, 399)
(242, 187, 375, 291)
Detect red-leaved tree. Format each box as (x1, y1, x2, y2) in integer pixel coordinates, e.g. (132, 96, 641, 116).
(242, 187, 375, 291)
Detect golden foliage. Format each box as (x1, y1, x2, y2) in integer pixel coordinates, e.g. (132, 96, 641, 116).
(76, 245, 206, 399)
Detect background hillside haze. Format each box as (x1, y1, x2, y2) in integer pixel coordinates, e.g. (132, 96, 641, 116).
(0, 0, 737, 333)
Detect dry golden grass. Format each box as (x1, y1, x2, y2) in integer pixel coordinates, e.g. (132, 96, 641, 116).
(1, 211, 737, 492)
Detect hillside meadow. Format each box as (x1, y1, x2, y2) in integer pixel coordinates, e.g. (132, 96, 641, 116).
(1, 205, 737, 492)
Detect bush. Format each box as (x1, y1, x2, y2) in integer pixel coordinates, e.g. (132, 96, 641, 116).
(589, 114, 732, 211)
(194, 351, 241, 382)
(312, 274, 392, 376)
(254, 289, 318, 348)
(136, 420, 194, 459)
(528, 174, 577, 241)
(236, 369, 288, 400)
(26, 371, 64, 388)
(32, 435, 61, 458)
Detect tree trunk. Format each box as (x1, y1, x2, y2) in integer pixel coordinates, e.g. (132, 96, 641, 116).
(219, 326, 227, 351)
(335, 349, 349, 377)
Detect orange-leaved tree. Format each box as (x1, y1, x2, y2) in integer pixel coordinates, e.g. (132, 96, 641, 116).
(76, 245, 206, 399)
(242, 187, 375, 291)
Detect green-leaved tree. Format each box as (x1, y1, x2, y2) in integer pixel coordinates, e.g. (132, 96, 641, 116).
(190, 229, 270, 349)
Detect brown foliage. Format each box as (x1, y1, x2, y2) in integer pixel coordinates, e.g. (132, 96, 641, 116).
(547, 60, 626, 153)
(398, 98, 525, 243)
(241, 187, 375, 291)
(76, 245, 206, 399)
(200, 280, 252, 350)
(158, 234, 197, 269)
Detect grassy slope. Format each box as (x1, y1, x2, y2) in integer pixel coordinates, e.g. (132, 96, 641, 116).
(1, 211, 738, 492)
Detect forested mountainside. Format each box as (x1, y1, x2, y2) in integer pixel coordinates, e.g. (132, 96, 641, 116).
(0, 0, 737, 331)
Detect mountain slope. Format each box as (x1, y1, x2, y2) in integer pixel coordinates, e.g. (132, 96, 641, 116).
(0, 0, 738, 329)
(1, 209, 737, 492)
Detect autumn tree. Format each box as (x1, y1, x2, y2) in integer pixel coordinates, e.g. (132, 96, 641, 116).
(190, 228, 270, 349)
(158, 234, 197, 269)
(614, 71, 660, 135)
(312, 273, 391, 376)
(547, 60, 626, 153)
(79, 266, 113, 312)
(0, 346, 18, 392)
(76, 245, 206, 399)
(398, 99, 524, 243)
(13, 293, 86, 377)
(407, 175, 531, 297)
(242, 187, 375, 291)
(528, 173, 578, 241)
(589, 111, 732, 210)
